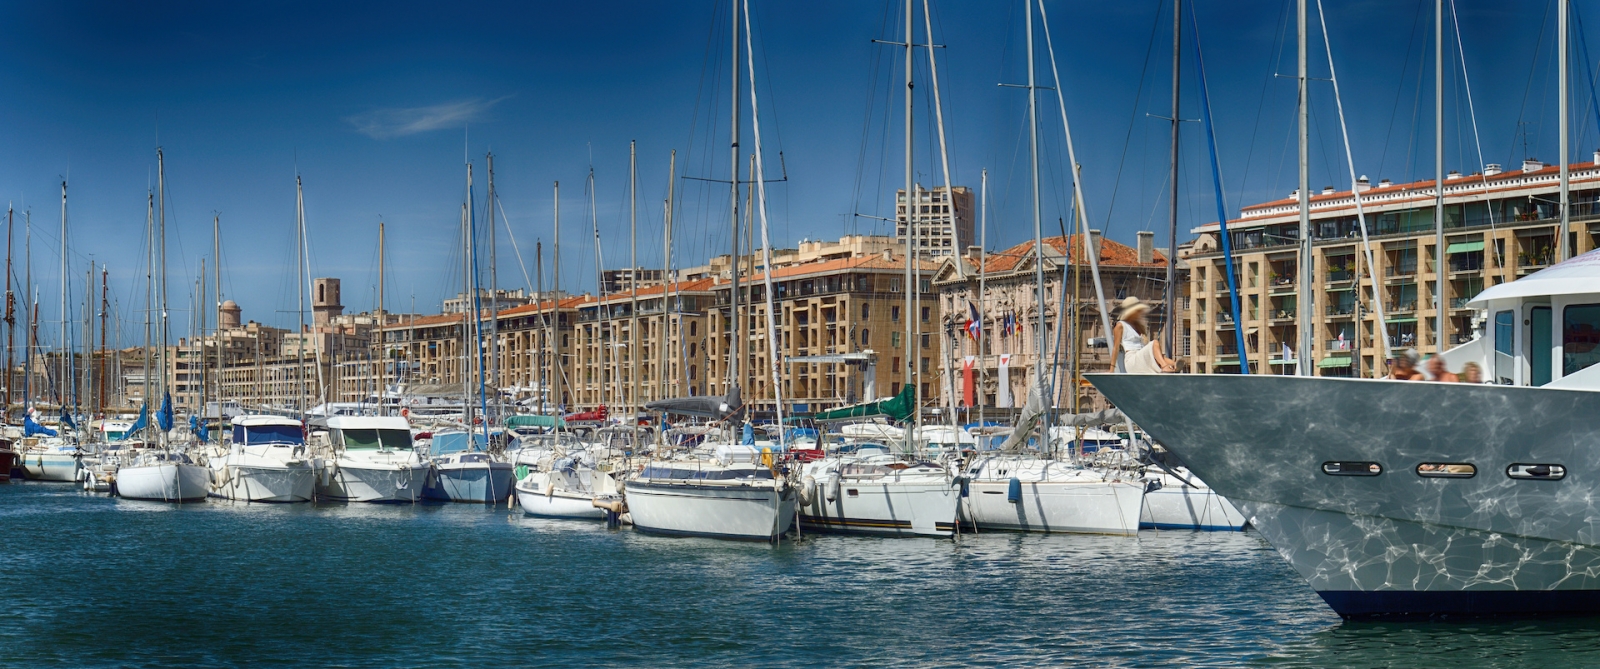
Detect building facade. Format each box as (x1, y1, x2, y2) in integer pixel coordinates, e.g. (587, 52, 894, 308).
(896, 185, 974, 258)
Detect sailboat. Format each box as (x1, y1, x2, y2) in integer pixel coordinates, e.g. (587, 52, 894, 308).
(115, 149, 210, 502)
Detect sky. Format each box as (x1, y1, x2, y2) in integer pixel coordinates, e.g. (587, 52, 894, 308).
(0, 0, 1581, 346)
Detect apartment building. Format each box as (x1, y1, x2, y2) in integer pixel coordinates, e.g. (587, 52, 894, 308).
(896, 185, 974, 258)
(1186, 157, 1600, 377)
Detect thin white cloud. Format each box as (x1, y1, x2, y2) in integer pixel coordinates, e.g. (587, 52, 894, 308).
(345, 97, 508, 139)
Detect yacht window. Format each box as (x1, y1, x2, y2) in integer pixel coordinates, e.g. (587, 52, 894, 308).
(1321, 461, 1381, 476)
(1563, 304, 1600, 376)
(1507, 464, 1566, 480)
(1494, 310, 1515, 385)
(342, 428, 412, 450)
(1531, 306, 1553, 386)
(1416, 463, 1476, 478)
(236, 423, 303, 445)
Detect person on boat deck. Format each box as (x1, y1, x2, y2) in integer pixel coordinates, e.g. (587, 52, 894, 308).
(1113, 296, 1176, 373)
(1425, 355, 1458, 383)
(1386, 348, 1424, 381)
(1459, 361, 1484, 384)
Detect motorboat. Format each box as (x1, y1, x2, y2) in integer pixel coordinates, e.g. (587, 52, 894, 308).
(208, 415, 318, 503)
(316, 415, 430, 503)
(115, 450, 210, 502)
(421, 430, 514, 504)
(963, 454, 1145, 536)
(1089, 248, 1600, 618)
(797, 453, 960, 537)
(624, 443, 796, 541)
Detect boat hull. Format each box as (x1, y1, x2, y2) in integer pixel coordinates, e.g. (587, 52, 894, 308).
(0, 449, 16, 482)
(799, 479, 959, 537)
(625, 480, 795, 540)
(116, 463, 210, 502)
(964, 478, 1145, 536)
(515, 481, 606, 519)
(1090, 372, 1600, 618)
(317, 462, 429, 503)
(423, 462, 515, 503)
(213, 464, 317, 503)
(1140, 476, 1247, 531)
(22, 451, 80, 482)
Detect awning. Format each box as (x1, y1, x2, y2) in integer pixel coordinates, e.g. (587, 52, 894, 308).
(1318, 355, 1353, 368)
(1446, 241, 1485, 254)
(1387, 316, 1418, 323)
(1269, 358, 1297, 365)
(505, 414, 564, 429)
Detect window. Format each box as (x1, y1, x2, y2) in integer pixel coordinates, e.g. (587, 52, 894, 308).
(921, 333, 930, 349)
(1563, 304, 1600, 376)
(1416, 463, 1476, 478)
(1321, 461, 1382, 476)
(689, 322, 698, 337)
(860, 329, 870, 345)
(1494, 310, 1515, 384)
(1531, 306, 1552, 386)
(891, 332, 901, 348)
(860, 303, 870, 319)
(891, 306, 901, 322)
(921, 307, 930, 322)
(920, 357, 929, 373)
(1507, 463, 1566, 480)
(890, 278, 902, 293)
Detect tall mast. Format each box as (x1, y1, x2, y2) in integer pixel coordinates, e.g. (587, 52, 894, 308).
(198, 258, 206, 423)
(1434, 0, 1447, 353)
(662, 150, 676, 400)
(553, 180, 563, 413)
(1296, 0, 1312, 376)
(157, 151, 169, 445)
(377, 221, 385, 414)
(1026, 0, 1045, 390)
(977, 170, 987, 429)
(904, 0, 919, 437)
(213, 216, 221, 422)
(589, 168, 608, 410)
(1165, 0, 1182, 356)
(4, 205, 12, 414)
(469, 162, 489, 440)
(486, 153, 499, 422)
(59, 180, 67, 418)
(728, 0, 743, 397)
(143, 195, 152, 419)
(629, 140, 639, 427)
(460, 200, 471, 422)
(99, 265, 106, 418)
(535, 240, 546, 417)
(1559, 0, 1571, 264)
(295, 174, 306, 419)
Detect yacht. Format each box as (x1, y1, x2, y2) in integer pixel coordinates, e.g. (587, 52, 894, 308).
(625, 442, 796, 541)
(797, 453, 960, 537)
(421, 430, 514, 504)
(1090, 249, 1600, 618)
(115, 450, 210, 502)
(963, 454, 1145, 536)
(316, 416, 431, 503)
(208, 415, 318, 503)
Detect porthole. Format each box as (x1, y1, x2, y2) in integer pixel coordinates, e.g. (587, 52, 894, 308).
(1416, 463, 1476, 478)
(1322, 461, 1381, 476)
(1507, 464, 1566, 481)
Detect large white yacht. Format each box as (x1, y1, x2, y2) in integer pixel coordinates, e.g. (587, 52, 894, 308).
(625, 442, 796, 541)
(208, 415, 318, 503)
(1091, 249, 1600, 618)
(316, 416, 430, 503)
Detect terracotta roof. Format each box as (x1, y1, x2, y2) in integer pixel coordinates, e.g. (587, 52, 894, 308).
(383, 313, 463, 329)
(741, 253, 938, 283)
(973, 234, 1166, 274)
(588, 277, 720, 306)
(497, 294, 594, 316)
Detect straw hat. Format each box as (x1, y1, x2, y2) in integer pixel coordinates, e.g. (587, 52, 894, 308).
(1117, 296, 1151, 319)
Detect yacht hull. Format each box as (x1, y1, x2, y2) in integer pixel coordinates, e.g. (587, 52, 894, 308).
(800, 479, 959, 537)
(964, 478, 1145, 536)
(0, 449, 17, 482)
(116, 463, 210, 502)
(22, 451, 80, 482)
(625, 480, 795, 540)
(423, 462, 515, 503)
(317, 462, 429, 503)
(213, 464, 317, 503)
(515, 482, 605, 519)
(1090, 372, 1600, 618)
(1141, 475, 1247, 531)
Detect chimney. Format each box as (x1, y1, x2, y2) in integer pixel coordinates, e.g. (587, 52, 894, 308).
(1447, 170, 1463, 180)
(881, 249, 893, 261)
(1356, 175, 1371, 192)
(1379, 178, 1393, 187)
(1483, 164, 1502, 177)
(1289, 188, 1299, 199)
(966, 245, 983, 261)
(1136, 231, 1155, 264)
(1522, 158, 1543, 173)
(1321, 185, 1335, 195)
(1593, 149, 1599, 164)
(1088, 229, 1103, 260)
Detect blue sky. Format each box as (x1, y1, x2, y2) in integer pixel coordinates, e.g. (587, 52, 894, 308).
(0, 0, 1576, 344)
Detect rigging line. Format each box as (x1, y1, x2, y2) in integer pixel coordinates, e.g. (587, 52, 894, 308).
(1573, 4, 1600, 154)
(1510, 0, 1554, 167)
(496, 198, 537, 295)
(1404, 20, 1428, 182)
(1448, 0, 1505, 265)
(1376, 0, 1428, 185)
(1234, 0, 1293, 215)
(1098, 0, 1164, 229)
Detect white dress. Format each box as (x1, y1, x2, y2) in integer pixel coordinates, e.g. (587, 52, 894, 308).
(1115, 322, 1161, 374)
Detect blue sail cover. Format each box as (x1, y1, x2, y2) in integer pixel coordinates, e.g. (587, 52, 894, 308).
(157, 392, 174, 432)
(189, 415, 209, 443)
(59, 408, 76, 430)
(741, 422, 754, 445)
(24, 414, 57, 437)
(126, 402, 149, 437)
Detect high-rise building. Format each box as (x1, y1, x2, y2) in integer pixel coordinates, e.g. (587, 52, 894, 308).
(896, 185, 974, 257)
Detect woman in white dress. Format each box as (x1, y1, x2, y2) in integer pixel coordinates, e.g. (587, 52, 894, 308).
(1113, 296, 1176, 374)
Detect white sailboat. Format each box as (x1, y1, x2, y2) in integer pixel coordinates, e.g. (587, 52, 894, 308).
(515, 449, 619, 519)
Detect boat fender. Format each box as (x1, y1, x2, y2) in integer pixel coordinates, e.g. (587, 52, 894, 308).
(825, 473, 841, 502)
(1006, 477, 1022, 504)
(1145, 478, 1163, 494)
(798, 476, 817, 507)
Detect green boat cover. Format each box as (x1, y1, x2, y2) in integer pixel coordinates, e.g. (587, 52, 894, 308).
(505, 414, 564, 428)
(813, 384, 916, 422)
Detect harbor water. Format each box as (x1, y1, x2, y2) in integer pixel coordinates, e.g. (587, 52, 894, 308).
(4, 482, 1599, 668)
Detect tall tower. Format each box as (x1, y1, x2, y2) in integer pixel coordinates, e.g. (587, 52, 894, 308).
(313, 277, 343, 327)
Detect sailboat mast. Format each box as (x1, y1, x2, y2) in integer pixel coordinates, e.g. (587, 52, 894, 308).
(377, 221, 385, 414)
(1296, 0, 1312, 376)
(486, 153, 499, 423)
(535, 240, 545, 417)
(1166, 0, 1182, 356)
(977, 170, 987, 429)
(1025, 0, 1045, 391)
(629, 140, 639, 432)
(460, 201, 470, 423)
(663, 150, 676, 400)
(728, 0, 742, 397)
(553, 180, 563, 415)
(468, 163, 489, 443)
(4, 205, 12, 414)
(143, 194, 152, 420)
(295, 175, 306, 419)
(1559, 0, 1571, 264)
(198, 258, 206, 424)
(213, 216, 221, 423)
(904, 0, 919, 438)
(99, 265, 106, 419)
(59, 180, 67, 418)
(1434, 0, 1447, 351)
(157, 150, 169, 445)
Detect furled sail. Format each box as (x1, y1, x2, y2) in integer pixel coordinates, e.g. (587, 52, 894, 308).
(644, 384, 742, 420)
(998, 380, 1047, 452)
(812, 383, 916, 422)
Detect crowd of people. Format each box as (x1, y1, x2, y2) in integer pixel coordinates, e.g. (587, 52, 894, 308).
(1384, 348, 1483, 383)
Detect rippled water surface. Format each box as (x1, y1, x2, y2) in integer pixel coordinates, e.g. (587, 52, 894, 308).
(5, 482, 1600, 667)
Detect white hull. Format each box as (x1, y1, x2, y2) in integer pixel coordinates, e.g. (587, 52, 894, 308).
(800, 479, 960, 537)
(964, 478, 1145, 536)
(22, 452, 80, 482)
(625, 480, 795, 540)
(317, 462, 429, 503)
(213, 464, 317, 503)
(423, 462, 515, 503)
(516, 483, 606, 519)
(116, 463, 210, 502)
(1141, 474, 1247, 531)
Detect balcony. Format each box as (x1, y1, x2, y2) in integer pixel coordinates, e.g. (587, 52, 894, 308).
(1215, 312, 1235, 326)
(1326, 338, 1353, 352)
(1450, 333, 1476, 345)
(1215, 345, 1239, 357)
(1387, 301, 1416, 313)
(1326, 269, 1356, 283)
(1518, 250, 1555, 271)
(1325, 304, 1356, 317)
(1450, 297, 1474, 309)
(1386, 265, 1417, 279)
(1268, 275, 1297, 293)
(1269, 309, 1297, 322)
(1388, 334, 1418, 349)
(1448, 258, 1484, 274)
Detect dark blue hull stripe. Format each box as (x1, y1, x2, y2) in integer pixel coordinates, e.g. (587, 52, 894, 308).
(1320, 590, 1600, 619)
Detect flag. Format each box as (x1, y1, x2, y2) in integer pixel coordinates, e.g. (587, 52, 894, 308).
(965, 301, 982, 340)
(996, 354, 1013, 408)
(59, 407, 76, 430)
(962, 356, 976, 407)
(157, 391, 174, 432)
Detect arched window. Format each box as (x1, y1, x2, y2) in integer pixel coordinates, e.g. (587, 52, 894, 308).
(861, 329, 870, 345)
(689, 321, 698, 337)
(689, 365, 698, 380)
(860, 302, 870, 319)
